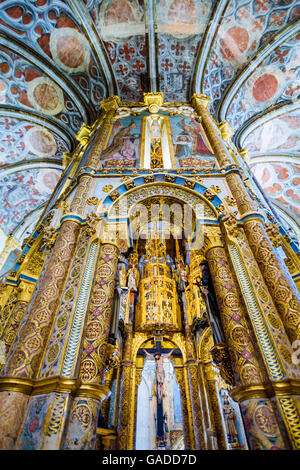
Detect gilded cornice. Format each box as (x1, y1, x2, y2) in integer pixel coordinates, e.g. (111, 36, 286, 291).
(230, 380, 300, 403)
(0, 376, 110, 400)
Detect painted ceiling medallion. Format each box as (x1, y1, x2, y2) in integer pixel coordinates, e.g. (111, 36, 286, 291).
(244, 66, 284, 110)
(27, 77, 64, 116)
(217, 16, 262, 67)
(49, 27, 91, 73)
(24, 127, 58, 158)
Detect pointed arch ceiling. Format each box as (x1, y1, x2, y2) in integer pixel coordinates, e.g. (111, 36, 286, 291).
(0, 0, 299, 253)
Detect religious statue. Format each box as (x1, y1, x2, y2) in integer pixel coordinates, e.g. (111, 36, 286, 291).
(174, 259, 188, 293)
(109, 259, 127, 344)
(118, 254, 127, 288)
(143, 348, 174, 446)
(127, 261, 140, 322)
(150, 118, 163, 169)
(143, 349, 174, 404)
(173, 259, 189, 325)
(222, 395, 239, 443)
(194, 262, 225, 345)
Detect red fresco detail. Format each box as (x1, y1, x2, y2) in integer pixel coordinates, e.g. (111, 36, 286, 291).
(38, 34, 51, 58)
(273, 164, 289, 180)
(252, 74, 278, 102)
(264, 183, 282, 194)
(220, 26, 249, 61)
(286, 189, 300, 203)
(18, 91, 32, 108)
(5, 6, 23, 18)
(24, 68, 43, 82)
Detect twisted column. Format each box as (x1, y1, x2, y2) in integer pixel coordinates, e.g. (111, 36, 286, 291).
(185, 325, 207, 449)
(0, 219, 80, 449)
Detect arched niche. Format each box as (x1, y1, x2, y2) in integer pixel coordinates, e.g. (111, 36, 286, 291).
(140, 115, 175, 169)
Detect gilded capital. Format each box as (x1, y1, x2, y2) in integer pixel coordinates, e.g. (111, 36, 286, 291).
(17, 280, 35, 303)
(75, 123, 92, 146)
(191, 93, 211, 110)
(101, 95, 121, 111)
(219, 121, 234, 141)
(143, 92, 164, 113)
(203, 226, 224, 253)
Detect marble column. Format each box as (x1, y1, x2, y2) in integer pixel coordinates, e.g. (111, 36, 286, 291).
(133, 365, 143, 450)
(186, 361, 207, 449)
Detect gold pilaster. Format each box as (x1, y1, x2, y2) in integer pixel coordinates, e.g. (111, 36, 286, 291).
(191, 94, 232, 168)
(117, 324, 134, 450)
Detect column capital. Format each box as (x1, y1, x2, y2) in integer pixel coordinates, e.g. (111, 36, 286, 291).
(101, 95, 121, 111)
(203, 226, 224, 254)
(16, 280, 35, 303)
(75, 123, 92, 146)
(143, 92, 164, 113)
(191, 93, 211, 110)
(219, 121, 234, 142)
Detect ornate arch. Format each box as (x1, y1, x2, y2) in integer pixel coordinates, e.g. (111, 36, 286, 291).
(101, 173, 225, 221)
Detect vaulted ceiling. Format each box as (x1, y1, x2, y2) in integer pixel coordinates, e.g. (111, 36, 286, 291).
(0, 0, 299, 253)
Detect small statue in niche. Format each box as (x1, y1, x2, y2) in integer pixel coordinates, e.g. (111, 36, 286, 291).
(150, 118, 163, 169)
(174, 259, 189, 325)
(174, 259, 189, 293)
(127, 260, 140, 322)
(222, 395, 239, 443)
(109, 257, 127, 344)
(194, 262, 225, 345)
(118, 254, 127, 288)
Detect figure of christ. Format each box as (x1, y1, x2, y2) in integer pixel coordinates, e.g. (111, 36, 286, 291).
(143, 349, 174, 404)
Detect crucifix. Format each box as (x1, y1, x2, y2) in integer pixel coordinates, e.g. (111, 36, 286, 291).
(138, 338, 181, 446)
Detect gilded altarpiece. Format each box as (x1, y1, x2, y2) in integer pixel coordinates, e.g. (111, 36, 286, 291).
(0, 93, 299, 451)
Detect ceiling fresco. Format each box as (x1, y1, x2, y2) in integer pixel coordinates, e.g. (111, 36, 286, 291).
(0, 0, 299, 257)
